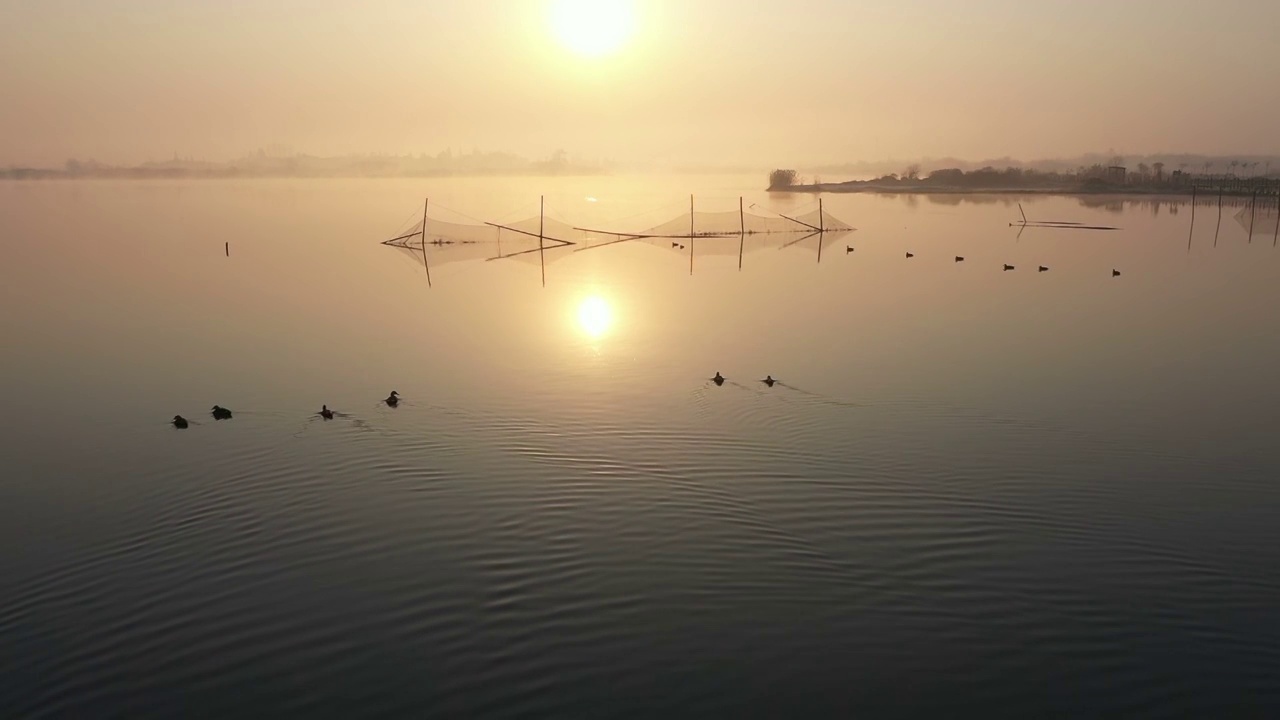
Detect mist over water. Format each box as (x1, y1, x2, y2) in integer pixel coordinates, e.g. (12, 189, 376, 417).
(2, 176, 1279, 717)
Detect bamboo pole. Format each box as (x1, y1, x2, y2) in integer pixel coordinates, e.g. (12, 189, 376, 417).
(1187, 186, 1196, 253)
(1215, 188, 1223, 247)
(817, 197, 825, 263)
(422, 198, 432, 287)
(1248, 190, 1257, 242)
(539, 195, 546, 287)
(738, 196, 745, 270)
(689, 194, 694, 276)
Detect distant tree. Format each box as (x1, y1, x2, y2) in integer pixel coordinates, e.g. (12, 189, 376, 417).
(1153, 162, 1165, 182)
(64, 158, 82, 174)
(1230, 160, 1240, 176)
(928, 168, 965, 183)
(768, 169, 799, 189)
(1137, 163, 1151, 182)
(903, 164, 921, 181)
(1109, 155, 1125, 167)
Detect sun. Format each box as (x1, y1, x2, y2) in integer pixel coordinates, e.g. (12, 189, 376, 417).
(577, 296, 614, 339)
(548, 0, 636, 58)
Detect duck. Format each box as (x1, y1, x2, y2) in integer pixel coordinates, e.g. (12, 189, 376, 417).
(1003, 264, 1015, 271)
(211, 405, 232, 420)
(712, 372, 725, 386)
(1112, 269, 1121, 277)
(172, 415, 189, 429)
(955, 256, 965, 262)
(671, 242, 680, 248)
(906, 252, 914, 258)
(846, 246, 854, 253)
(761, 375, 776, 387)
(1038, 265, 1049, 272)
(320, 405, 334, 420)
(385, 391, 400, 406)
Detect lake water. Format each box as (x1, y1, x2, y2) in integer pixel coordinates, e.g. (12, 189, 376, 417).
(2, 177, 1279, 717)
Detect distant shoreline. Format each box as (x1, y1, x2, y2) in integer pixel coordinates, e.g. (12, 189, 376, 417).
(0, 169, 609, 181)
(770, 183, 1262, 198)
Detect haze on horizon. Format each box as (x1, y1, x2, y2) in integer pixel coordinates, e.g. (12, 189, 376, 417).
(2, 0, 1279, 169)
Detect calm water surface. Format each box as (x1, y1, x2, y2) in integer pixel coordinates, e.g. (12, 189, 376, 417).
(2, 177, 1279, 717)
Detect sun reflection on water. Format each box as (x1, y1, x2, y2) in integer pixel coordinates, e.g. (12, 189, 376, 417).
(576, 295, 614, 339)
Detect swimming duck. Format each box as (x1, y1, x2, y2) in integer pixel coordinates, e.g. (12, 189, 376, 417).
(712, 372, 725, 386)
(762, 375, 776, 387)
(211, 405, 232, 420)
(955, 256, 965, 262)
(906, 252, 914, 258)
(385, 391, 400, 407)
(1038, 265, 1049, 272)
(1003, 264, 1015, 271)
(320, 405, 334, 420)
(846, 246, 854, 253)
(1112, 269, 1121, 277)
(172, 415, 189, 429)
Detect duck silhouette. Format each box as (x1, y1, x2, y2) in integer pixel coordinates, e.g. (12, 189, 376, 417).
(955, 256, 965, 262)
(320, 405, 334, 420)
(1038, 265, 1049, 272)
(172, 415, 189, 429)
(1112, 269, 1121, 277)
(906, 252, 914, 258)
(1003, 264, 1015, 271)
(211, 405, 232, 420)
(846, 246, 854, 253)
(761, 375, 776, 387)
(712, 372, 725, 386)
(385, 391, 400, 407)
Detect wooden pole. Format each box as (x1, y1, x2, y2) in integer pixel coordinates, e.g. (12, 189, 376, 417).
(1273, 183, 1280, 247)
(738, 196, 745, 270)
(539, 195, 546, 287)
(1187, 186, 1196, 253)
(422, 198, 432, 287)
(689, 194, 694, 276)
(1215, 188, 1223, 247)
(817, 197, 825, 263)
(225, 242, 229, 257)
(1248, 190, 1257, 242)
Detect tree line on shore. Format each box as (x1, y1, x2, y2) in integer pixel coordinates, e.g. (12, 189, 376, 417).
(771, 157, 1278, 192)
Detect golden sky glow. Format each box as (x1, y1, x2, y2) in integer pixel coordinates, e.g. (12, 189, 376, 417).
(1, 1, 1278, 167)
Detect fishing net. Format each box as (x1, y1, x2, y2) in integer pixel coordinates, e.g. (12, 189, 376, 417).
(381, 198, 856, 277)
(578, 206, 853, 239)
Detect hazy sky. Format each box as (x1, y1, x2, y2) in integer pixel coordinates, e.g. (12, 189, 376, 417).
(2, 0, 1279, 167)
